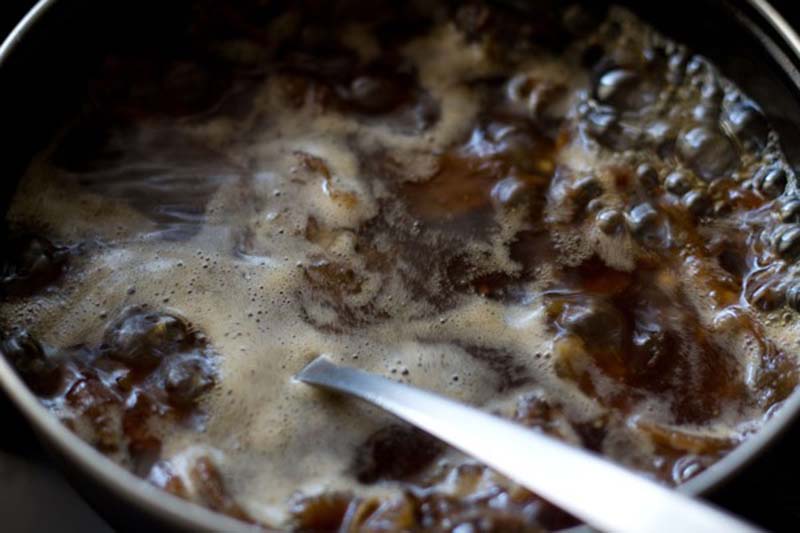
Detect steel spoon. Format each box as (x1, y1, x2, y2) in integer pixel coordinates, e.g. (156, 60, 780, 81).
(296, 356, 761, 533)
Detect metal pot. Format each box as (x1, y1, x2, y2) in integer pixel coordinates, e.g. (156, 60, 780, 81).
(0, 0, 799, 530)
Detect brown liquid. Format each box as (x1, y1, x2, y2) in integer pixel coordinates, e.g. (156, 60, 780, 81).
(2, 2, 799, 531)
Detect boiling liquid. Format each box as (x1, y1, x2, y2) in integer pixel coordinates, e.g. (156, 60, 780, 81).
(2, 2, 799, 530)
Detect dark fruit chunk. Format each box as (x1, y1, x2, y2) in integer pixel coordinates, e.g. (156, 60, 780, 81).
(163, 354, 216, 407)
(105, 308, 194, 369)
(3, 305, 220, 494)
(1, 235, 67, 297)
(65, 378, 121, 452)
(1, 329, 46, 364)
(353, 424, 444, 483)
(190, 457, 251, 521)
(557, 299, 624, 352)
(1, 329, 62, 396)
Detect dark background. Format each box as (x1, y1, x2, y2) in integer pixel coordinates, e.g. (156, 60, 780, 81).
(1, 0, 800, 531)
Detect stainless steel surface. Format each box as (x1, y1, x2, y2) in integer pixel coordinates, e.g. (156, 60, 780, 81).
(0, 451, 112, 533)
(0, 0, 799, 531)
(297, 357, 761, 533)
(751, 0, 800, 57)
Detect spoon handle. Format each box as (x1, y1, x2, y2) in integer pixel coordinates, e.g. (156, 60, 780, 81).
(296, 356, 760, 533)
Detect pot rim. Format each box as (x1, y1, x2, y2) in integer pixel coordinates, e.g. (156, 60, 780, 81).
(1, 0, 800, 530)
